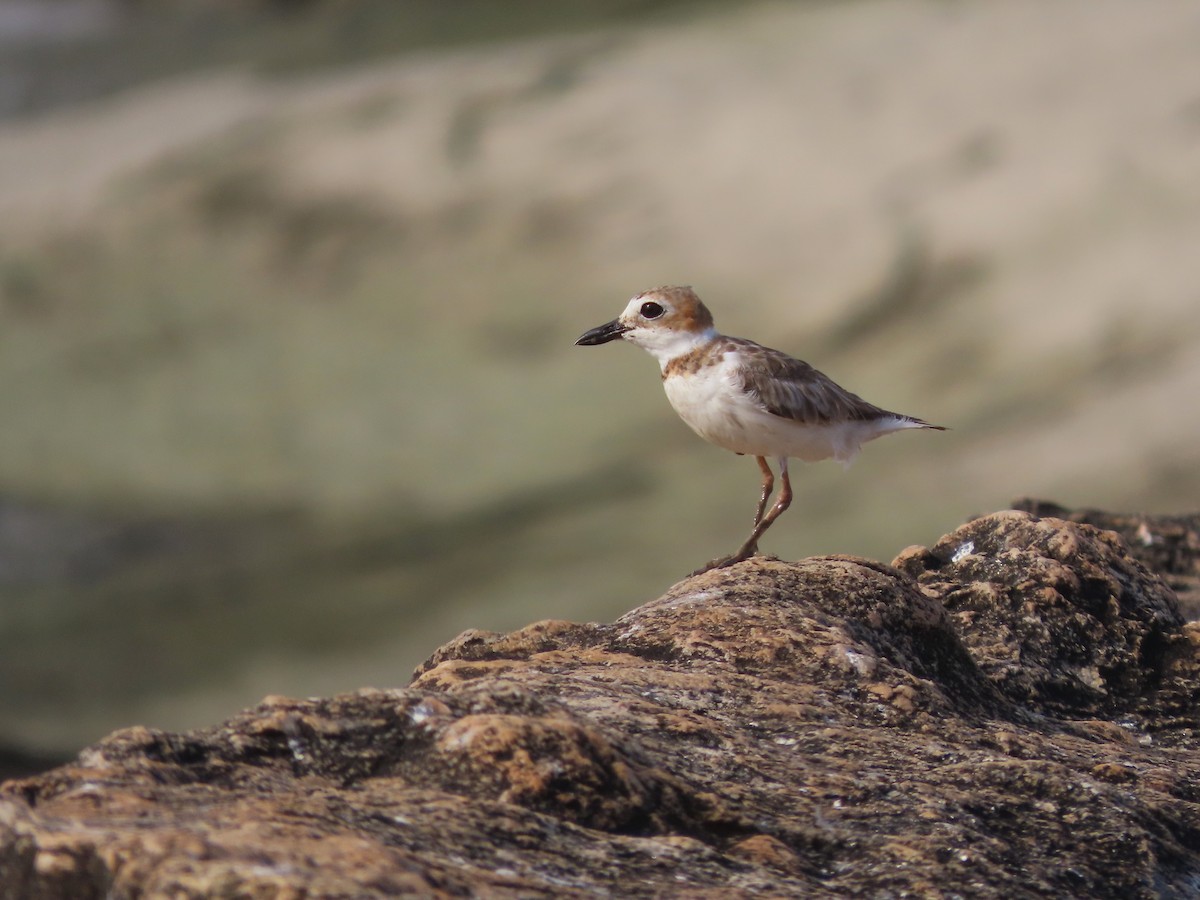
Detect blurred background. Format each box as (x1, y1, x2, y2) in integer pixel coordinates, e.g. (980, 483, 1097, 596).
(0, 0, 1197, 771)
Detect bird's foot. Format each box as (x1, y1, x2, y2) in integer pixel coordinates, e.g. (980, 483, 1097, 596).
(690, 546, 757, 577)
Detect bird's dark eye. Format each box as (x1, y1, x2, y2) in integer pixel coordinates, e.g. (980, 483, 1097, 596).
(640, 301, 664, 319)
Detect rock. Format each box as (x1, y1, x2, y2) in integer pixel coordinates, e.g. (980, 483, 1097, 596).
(894, 508, 1187, 720)
(1012, 498, 1200, 619)
(2, 506, 1200, 897)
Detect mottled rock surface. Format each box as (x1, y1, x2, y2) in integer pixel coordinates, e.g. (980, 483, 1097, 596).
(2, 505, 1199, 898)
(1012, 498, 1200, 619)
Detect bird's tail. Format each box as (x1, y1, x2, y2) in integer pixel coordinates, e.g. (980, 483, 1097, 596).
(904, 416, 947, 431)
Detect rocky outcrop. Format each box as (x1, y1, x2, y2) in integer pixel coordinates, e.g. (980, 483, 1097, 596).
(2, 504, 1199, 898)
(1011, 498, 1200, 619)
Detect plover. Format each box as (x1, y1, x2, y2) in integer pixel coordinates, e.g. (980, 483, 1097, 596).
(576, 286, 945, 573)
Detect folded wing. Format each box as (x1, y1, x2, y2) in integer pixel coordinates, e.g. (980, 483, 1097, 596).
(732, 340, 912, 426)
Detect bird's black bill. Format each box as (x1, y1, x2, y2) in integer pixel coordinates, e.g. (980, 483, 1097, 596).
(574, 319, 628, 346)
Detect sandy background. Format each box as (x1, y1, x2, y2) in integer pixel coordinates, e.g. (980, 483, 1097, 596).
(0, 0, 1197, 757)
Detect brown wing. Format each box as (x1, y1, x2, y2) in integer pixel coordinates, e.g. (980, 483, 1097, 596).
(730, 338, 897, 425)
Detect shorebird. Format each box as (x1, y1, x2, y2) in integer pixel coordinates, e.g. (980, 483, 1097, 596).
(575, 286, 945, 573)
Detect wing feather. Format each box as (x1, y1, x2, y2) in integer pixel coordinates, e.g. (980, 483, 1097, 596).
(730, 339, 898, 425)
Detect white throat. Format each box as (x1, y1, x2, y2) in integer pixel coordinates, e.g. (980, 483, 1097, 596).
(628, 325, 718, 370)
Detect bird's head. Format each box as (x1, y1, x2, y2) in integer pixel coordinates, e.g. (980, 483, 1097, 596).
(575, 286, 716, 364)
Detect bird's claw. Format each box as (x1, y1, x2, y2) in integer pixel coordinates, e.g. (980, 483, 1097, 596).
(690, 547, 757, 576)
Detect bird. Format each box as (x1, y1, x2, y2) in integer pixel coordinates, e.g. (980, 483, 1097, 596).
(575, 285, 945, 574)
